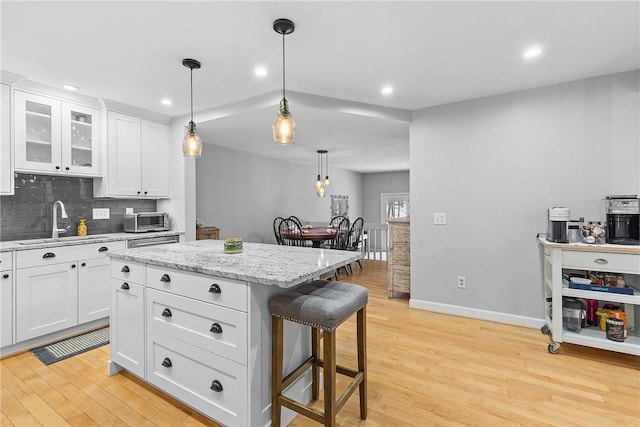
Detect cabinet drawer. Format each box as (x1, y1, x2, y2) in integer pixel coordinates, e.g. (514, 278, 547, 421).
(562, 250, 640, 274)
(147, 288, 247, 365)
(146, 329, 247, 427)
(17, 245, 88, 268)
(111, 259, 146, 284)
(83, 241, 126, 258)
(0, 252, 12, 270)
(147, 266, 247, 312)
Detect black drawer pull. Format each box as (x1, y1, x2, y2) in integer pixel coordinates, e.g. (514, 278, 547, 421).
(161, 357, 172, 368)
(162, 308, 172, 318)
(98, 246, 109, 252)
(210, 323, 223, 334)
(160, 274, 171, 283)
(43, 252, 56, 259)
(210, 380, 223, 392)
(2, 274, 8, 279)
(121, 282, 130, 290)
(71, 264, 76, 269)
(81, 262, 86, 267)
(121, 265, 130, 273)
(209, 284, 221, 294)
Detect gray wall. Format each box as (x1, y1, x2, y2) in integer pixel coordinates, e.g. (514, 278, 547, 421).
(362, 171, 410, 223)
(196, 145, 363, 243)
(409, 70, 640, 326)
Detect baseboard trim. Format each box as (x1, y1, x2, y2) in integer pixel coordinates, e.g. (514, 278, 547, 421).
(409, 298, 544, 329)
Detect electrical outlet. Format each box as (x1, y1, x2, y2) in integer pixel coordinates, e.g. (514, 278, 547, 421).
(92, 208, 110, 220)
(434, 212, 447, 225)
(125, 208, 133, 214)
(457, 276, 466, 289)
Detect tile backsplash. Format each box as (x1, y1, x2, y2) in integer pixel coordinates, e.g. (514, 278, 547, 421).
(0, 173, 156, 241)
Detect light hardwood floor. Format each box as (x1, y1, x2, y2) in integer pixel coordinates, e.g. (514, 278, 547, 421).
(1, 260, 639, 426)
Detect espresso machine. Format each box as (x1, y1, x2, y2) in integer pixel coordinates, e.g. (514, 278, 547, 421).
(547, 207, 570, 243)
(606, 195, 640, 245)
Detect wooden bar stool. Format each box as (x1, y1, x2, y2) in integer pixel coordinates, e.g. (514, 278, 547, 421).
(270, 280, 368, 427)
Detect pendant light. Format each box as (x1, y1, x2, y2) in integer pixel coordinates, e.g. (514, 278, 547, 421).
(316, 150, 329, 197)
(272, 18, 295, 145)
(182, 58, 202, 157)
(323, 151, 331, 187)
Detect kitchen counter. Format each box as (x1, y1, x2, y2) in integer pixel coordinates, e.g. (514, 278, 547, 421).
(538, 237, 640, 254)
(0, 231, 183, 252)
(108, 239, 362, 288)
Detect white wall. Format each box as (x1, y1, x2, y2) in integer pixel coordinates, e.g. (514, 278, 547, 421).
(362, 171, 410, 223)
(196, 145, 363, 243)
(409, 70, 640, 326)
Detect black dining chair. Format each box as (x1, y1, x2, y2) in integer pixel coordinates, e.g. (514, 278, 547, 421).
(279, 218, 306, 247)
(345, 217, 364, 274)
(330, 217, 351, 278)
(329, 215, 348, 228)
(288, 215, 304, 228)
(273, 217, 285, 245)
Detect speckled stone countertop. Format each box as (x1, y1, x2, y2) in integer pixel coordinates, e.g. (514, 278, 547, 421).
(0, 231, 183, 252)
(108, 240, 363, 288)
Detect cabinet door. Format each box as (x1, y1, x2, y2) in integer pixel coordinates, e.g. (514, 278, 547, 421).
(111, 278, 144, 377)
(1, 270, 12, 347)
(16, 263, 78, 341)
(141, 119, 169, 198)
(1, 83, 13, 195)
(14, 90, 62, 173)
(61, 102, 101, 176)
(107, 111, 141, 196)
(78, 257, 110, 324)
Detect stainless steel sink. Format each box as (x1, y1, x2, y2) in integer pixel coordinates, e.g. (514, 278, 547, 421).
(17, 235, 109, 245)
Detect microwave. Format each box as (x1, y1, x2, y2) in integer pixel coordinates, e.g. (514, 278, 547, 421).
(123, 212, 170, 233)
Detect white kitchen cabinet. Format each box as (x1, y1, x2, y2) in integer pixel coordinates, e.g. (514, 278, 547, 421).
(103, 111, 169, 198)
(14, 90, 101, 176)
(1, 83, 14, 195)
(1, 252, 13, 347)
(110, 260, 146, 378)
(540, 238, 640, 356)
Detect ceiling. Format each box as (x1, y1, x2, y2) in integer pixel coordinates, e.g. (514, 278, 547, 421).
(2, 1, 638, 173)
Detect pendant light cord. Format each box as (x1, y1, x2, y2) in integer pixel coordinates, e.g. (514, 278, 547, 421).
(190, 67, 194, 123)
(282, 32, 286, 99)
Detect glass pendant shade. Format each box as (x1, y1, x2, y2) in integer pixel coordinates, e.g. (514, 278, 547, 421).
(324, 176, 331, 187)
(183, 121, 202, 158)
(273, 98, 295, 144)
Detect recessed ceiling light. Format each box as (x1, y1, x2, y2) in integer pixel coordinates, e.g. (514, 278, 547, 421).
(523, 46, 543, 59)
(63, 84, 79, 91)
(381, 86, 393, 95)
(160, 98, 173, 106)
(254, 67, 268, 77)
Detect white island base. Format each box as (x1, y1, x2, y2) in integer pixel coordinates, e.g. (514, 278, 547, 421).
(107, 240, 362, 427)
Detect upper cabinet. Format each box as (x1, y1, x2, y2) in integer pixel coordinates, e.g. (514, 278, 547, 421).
(14, 90, 101, 177)
(98, 111, 169, 198)
(1, 83, 14, 194)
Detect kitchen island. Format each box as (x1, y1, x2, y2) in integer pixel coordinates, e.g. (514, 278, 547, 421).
(107, 239, 362, 427)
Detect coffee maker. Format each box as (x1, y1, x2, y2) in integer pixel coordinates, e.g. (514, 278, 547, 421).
(547, 207, 570, 243)
(606, 195, 640, 245)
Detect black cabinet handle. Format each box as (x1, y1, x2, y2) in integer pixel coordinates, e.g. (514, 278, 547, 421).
(71, 264, 76, 268)
(161, 357, 172, 368)
(209, 284, 221, 294)
(98, 246, 109, 252)
(210, 323, 223, 334)
(144, 191, 148, 195)
(2, 274, 8, 279)
(210, 380, 223, 392)
(162, 308, 172, 318)
(55, 165, 60, 170)
(121, 282, 130, 290)
(137, 191, 141, 195)
(160, 274, 171, 283)
(65, 166, 70, 171)
(81, 262, 86, 267)
(121, 265, 130, 273)
(43, 252, 56, 259)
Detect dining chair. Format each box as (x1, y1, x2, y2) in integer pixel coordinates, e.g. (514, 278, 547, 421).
(345, 217, 364, 273)
(279, 218, 306, 247)
(331, 217, 351, 278)
(273, 217, 285, 245)
(329, 215, 349, 228)
(288, 215, 304, 228)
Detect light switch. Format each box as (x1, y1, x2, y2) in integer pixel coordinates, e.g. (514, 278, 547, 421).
(433, 212, 447, 225)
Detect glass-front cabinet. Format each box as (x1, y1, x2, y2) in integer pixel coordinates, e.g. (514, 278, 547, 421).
(14, 90, 100, 176)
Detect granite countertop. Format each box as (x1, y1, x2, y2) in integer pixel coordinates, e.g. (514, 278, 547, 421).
(108, 239, 363, 288)
(0, 231, 183, 252)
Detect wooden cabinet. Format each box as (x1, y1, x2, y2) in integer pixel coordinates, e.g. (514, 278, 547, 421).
(196, 226, 219, 240)
(1, 252, 13, 347)
(110, 259, 146, 378)
(1, 83, 13, 195)
(101, 111, 169, 198)
(388, 219, 410, 298)
(14, 90, 101, 176)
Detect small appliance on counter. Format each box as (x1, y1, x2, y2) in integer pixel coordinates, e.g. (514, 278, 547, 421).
(123, 212, 170, 233)
(605, 195, 640, 245)
(547, 207, 570, 243)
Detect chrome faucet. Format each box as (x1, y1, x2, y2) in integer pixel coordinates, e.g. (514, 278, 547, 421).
(52, 200, 69, 238)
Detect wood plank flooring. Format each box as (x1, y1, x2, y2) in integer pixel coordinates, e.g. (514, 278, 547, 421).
(2, 259, 639, 426)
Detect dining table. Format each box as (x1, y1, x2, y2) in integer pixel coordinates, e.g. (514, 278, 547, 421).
(285, 226, 338, 248)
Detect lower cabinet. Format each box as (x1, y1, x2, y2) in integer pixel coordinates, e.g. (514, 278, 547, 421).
(78, 256, 112, 323)
(1, 253, 14, 347)
(111, 276, 145, 377)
